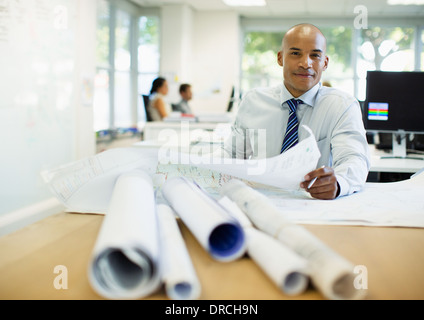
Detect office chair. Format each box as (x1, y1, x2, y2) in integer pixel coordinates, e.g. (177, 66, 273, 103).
(142, 95, 153, 122)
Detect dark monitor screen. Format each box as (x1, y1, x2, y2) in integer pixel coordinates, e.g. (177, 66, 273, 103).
(364, 71, 424, 133)
(227, 86, 235, 112)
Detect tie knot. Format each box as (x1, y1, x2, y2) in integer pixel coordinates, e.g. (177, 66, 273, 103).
(286, 99, 302, 113)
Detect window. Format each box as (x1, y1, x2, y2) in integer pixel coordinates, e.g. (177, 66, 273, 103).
(94, 0, 110, 132)
(114, 9, 132, 128)
(321, 26, 353, 95)
(357, 26, 415, 100)
(242, 32, 283, 92)
(93, 0, 160, 132)
(421, 28, 424, 71)
(138, 16, 160, 124)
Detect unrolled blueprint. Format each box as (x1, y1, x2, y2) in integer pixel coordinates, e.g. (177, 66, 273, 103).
(160, 126, 320, 191)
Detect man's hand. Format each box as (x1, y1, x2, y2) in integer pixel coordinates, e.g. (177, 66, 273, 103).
(300, 166, 340, 200)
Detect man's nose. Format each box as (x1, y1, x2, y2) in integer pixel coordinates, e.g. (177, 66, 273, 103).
(299, 56, 312, 69)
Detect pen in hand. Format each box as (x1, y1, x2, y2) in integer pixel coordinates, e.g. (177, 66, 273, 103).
(307, 165, 326, 189)
(307, 176, 318, 189)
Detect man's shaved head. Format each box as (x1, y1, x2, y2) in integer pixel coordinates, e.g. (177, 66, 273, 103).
(282, 23, 327, 53)
(277, 23, 329, 97)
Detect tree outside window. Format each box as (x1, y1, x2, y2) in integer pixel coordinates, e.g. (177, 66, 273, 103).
(320, 26, 353, 95)
(241, 32, 283, 94)
(357, 26, 414, 100)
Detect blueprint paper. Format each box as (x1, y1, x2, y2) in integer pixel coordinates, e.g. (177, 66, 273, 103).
(161, 177, 247, 262)
(160, 126, 320, 191)
(218, 197, 309, 296)
(88, 170, 161, 299)
(156, 166, 424, 228)
(221, 179, 367, 300)
(245, 228, 309, 296)
(260, 171, 424, 228)
(41, 147, 159, 214)
(157, 204, 201, 300)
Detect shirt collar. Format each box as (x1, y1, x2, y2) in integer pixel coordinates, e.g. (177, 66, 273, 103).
(280, 82, 321, 107)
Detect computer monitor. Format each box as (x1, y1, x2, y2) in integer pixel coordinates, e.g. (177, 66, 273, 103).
(363, 70, 424, 159)
(227, 86, 235, 112)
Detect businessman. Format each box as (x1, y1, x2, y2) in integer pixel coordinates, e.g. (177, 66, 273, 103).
(223, 24, 370, 200)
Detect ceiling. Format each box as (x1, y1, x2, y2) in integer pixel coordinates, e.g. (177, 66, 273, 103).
(130, 0, 424, 17)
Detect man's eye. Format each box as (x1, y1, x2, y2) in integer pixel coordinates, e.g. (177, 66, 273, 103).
(291, 52, 300, 55)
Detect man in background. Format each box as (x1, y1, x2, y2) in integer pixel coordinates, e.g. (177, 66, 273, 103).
(173, 84, 193, 114)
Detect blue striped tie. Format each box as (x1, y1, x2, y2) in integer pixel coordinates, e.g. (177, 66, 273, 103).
(281, 99, 302, 153)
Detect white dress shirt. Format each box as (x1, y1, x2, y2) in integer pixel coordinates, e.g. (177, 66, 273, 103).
(147, 93, 172, 121)
(174, 99, 193, 114)
(223, 82, 371, 197)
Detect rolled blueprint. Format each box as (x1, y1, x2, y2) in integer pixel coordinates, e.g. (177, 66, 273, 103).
(221, 179, 367, 300)
(218, 196, 309, 296)
(245, 228, 309, 296)
(157, 204, 201, 300)
(161, 177, 246, 262)
(88, 170, 161, 299)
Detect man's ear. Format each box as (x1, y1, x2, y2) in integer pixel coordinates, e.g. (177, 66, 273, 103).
(277, 51, 283, 67)
(323, 55, 329, 71)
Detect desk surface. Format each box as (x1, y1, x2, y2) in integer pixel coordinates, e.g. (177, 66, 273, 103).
(369, 145, 424, 173)
(0, 212, 423, 300)
(142, 121, 232, 141)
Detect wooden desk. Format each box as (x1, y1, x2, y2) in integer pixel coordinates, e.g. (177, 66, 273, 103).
(0, 212, 423, 300)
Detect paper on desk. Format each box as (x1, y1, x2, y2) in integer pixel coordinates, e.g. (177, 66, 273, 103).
(262, 170, 424, 228)
(161, 177, 247, 262)
(160, 125, 320, 191)
(155, 154, 424, 228)
(88, 170, 161, 299)
(218, 197, 309, 296)
(41, 147, 159, 214)
(221, 179, 367, 300)
(157, 204, 201, 300)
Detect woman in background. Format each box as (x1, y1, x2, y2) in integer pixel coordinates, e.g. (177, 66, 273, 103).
(147, 77, 172, 121)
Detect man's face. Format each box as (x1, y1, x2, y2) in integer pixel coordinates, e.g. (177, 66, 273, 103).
(278, 27, 329, 98)
(182, 87, 192, 101)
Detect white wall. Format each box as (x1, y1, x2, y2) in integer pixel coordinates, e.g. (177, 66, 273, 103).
(161, 4, 194, 104)
(191, 11, 240, 113)
(75, 0, 97, 159)
(160, 6, 240, 113)
(0, 0, 97, 236)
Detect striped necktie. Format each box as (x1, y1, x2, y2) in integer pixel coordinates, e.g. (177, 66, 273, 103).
(281, 99, 302, 153)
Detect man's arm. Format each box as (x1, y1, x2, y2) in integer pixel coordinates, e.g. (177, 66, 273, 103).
(301, 100, 370, 199)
